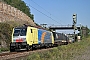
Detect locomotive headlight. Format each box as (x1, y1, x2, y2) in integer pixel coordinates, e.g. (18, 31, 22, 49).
(62, 40, 66, 42)
(69, 40, 72, 42)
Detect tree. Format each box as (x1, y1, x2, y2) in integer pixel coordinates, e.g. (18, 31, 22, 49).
(82, 25, 90, 37)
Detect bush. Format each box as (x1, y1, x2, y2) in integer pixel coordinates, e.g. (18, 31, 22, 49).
(0, 23, 13, 48)
(0, 47, 9, 52)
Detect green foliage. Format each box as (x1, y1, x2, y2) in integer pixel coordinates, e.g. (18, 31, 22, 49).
(2, 0, 34, 20)
(0, 23, 13, 48)
(0, 47, 9, 52)
(82, 25, 90, 37)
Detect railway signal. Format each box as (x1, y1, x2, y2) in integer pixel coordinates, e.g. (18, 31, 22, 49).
(72, 14, 77, 41)
(73, 14, 77, 24)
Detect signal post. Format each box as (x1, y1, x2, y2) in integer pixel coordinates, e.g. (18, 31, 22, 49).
(72, 14, 77, 41)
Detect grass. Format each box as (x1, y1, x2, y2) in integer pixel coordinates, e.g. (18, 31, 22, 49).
(0, 47, 9, 53)
(21, 36, 90, 60)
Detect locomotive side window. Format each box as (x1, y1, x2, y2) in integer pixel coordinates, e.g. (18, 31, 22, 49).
(31, 29, 33, 33)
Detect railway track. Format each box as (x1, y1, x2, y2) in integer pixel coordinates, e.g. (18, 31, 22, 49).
(0, 48, 53, 60)
(0, 52, 17, 56)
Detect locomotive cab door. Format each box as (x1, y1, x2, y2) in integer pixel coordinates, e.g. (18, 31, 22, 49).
(26, 27, 33, 45)
(26, 27, 38, 45)
(32, 29, 38, 44)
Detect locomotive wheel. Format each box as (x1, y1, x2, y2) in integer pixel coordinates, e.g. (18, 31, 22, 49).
(26, 44, 29, 51)
(30, 46, 33, 51)
(31, 45, 33, 51)
(10, 48, 15, 52)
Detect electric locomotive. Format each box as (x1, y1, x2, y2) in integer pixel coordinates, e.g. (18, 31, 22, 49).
(10, 25, 54, 52)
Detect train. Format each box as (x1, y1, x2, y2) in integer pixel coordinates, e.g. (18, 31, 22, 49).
(10, 25, 69, 52)
(53, 32, 69, 45)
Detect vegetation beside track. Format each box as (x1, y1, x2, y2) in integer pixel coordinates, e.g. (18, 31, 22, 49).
(0, 48, 9, 53)
(21, 35, 90, 60)
(0, 23, 12, 49)
(0, 22, 23, 53)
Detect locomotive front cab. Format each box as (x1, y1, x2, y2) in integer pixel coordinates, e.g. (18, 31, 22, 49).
(10, 27, 28, 52)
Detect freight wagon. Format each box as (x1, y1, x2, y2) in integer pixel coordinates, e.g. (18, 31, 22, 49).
(10, 26, 54, 52)
(53, 32, 69, 45)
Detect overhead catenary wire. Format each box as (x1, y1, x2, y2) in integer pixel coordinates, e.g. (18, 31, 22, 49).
(30, 0, 51, 15)
(30, 0, 65, 24)
(27, 4, 62, 24)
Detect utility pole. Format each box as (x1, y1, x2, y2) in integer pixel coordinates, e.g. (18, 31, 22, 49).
(72, 14, 77, 41)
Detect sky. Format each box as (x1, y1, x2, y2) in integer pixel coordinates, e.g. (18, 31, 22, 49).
(23, 0, 90, 33)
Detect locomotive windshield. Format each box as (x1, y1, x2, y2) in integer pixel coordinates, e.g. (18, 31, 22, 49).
(13, 28, 27, 36)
